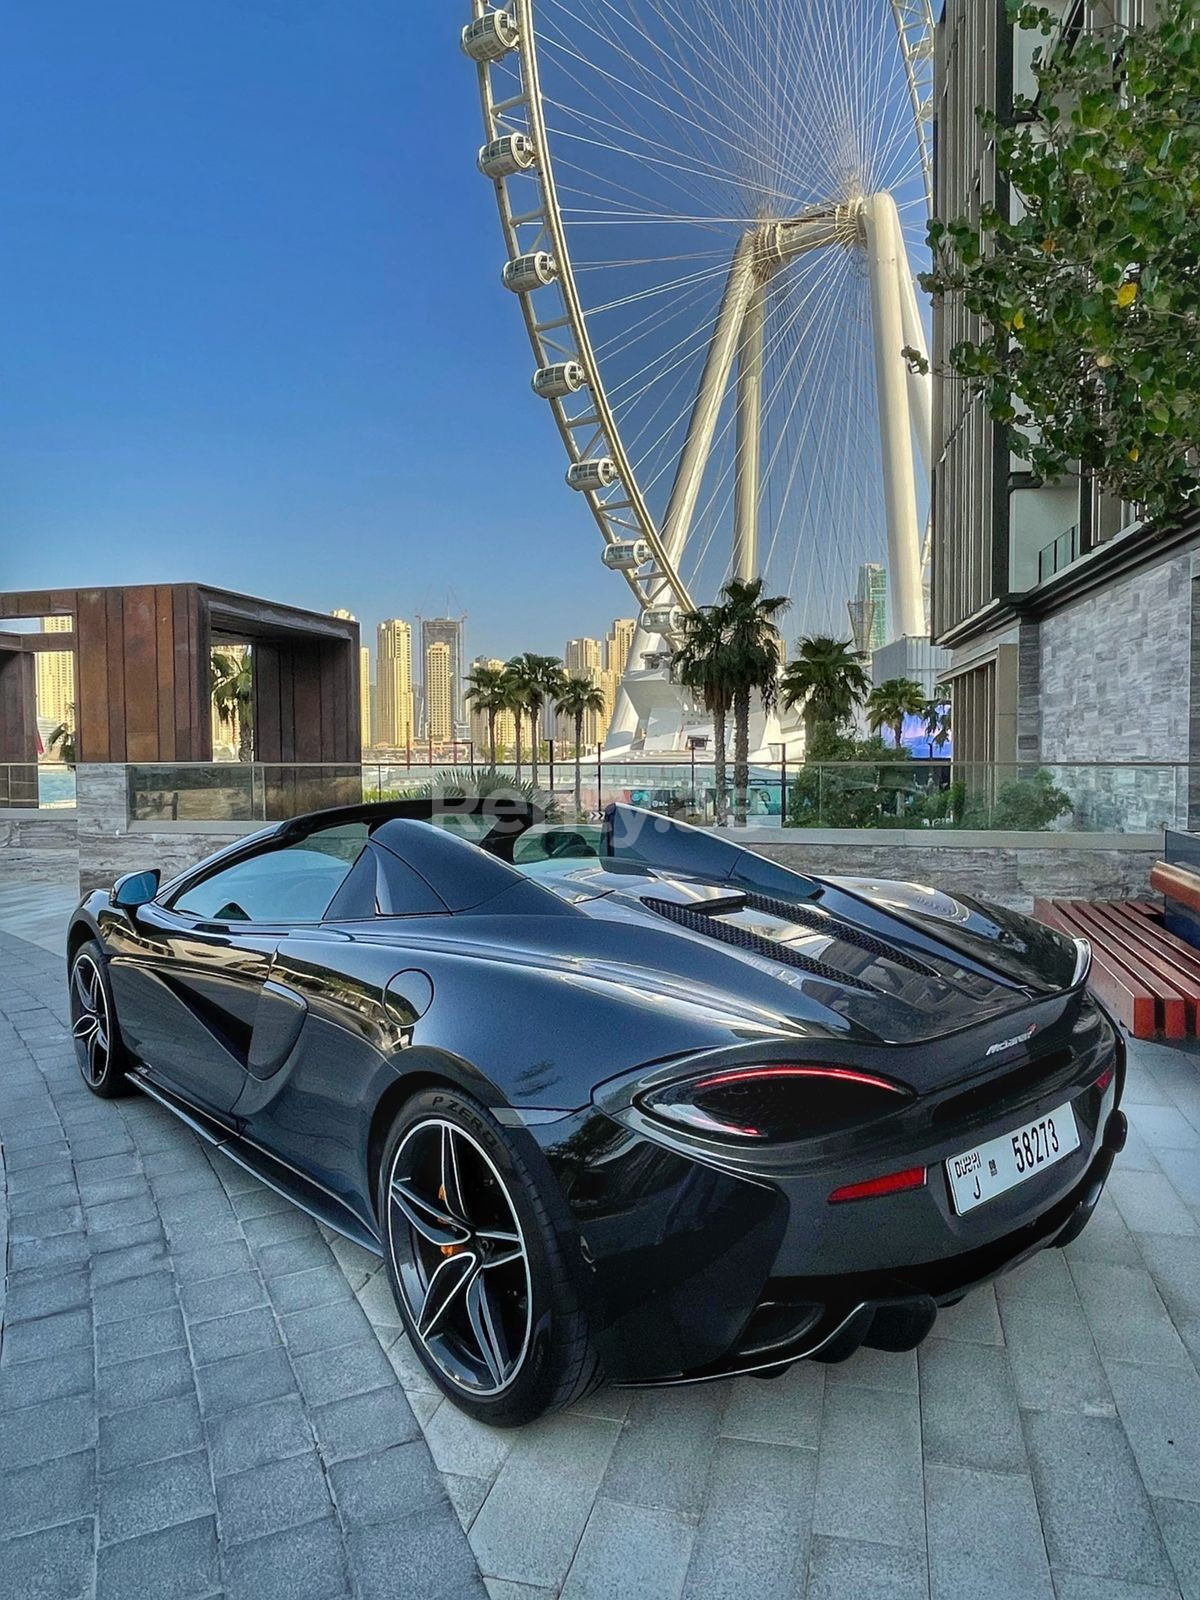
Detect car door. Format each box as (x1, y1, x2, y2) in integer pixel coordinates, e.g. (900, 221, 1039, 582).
(106, 823, 368, 1115)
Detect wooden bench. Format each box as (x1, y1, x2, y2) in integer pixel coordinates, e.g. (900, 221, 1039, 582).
(1033, 893, 1200, 1040)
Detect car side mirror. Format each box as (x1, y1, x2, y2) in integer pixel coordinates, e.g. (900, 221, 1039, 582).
(111, 868, 161, 910)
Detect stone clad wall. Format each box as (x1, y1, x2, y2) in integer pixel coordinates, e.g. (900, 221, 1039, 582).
(750, 836, 1159, 912)
(0, 812, 78, 883)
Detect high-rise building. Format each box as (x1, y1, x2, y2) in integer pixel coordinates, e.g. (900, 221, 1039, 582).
(35, 616, 74, 736)
(419, 616, 466, 732)
(855, 564, 889, 655)
(425, 641, 454, 744)
(606, 617, 637, 678)
(560, 636, 608, 747)
(467, 657, 517, 759)
(359, 646, 373, 748)
(376, 620, 414, 748)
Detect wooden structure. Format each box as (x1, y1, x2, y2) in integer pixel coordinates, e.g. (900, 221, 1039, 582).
(1035, 892, 1200, 1040)
(0, 585, 360, 769)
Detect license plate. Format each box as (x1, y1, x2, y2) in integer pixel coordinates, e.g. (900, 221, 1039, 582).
(946, 1101, 1080, 1215)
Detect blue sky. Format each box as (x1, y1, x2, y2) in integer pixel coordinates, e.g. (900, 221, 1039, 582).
(1, 1, 626, 662)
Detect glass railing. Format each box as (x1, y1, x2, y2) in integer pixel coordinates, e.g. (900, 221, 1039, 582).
(119, 759, 1189, 835)
(0, 763, 77, 809)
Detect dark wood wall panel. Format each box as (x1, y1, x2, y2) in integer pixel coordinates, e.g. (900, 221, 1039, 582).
(0, 651, 37, 770)
(1, 584, 357, 767)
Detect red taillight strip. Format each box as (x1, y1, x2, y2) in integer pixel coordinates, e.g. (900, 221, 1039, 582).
(694, 1065, 906, 1094)
(1095, 1065, 1115, 1093)
(828, 1166, 927, 1204)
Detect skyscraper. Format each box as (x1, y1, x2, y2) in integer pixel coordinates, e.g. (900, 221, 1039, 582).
(376, 620, 414, 748)
(425, 641, 453, 744)
(35, 616, 74, 735)
(359, 646, 373, 748)
(606, 617, 637, 678)
(855, 564, 889, 654)
(419, 616, 466, 733)
(562, 636, 608, 747)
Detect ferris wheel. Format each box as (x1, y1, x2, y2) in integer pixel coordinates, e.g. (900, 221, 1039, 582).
(462, 0, 936, 752)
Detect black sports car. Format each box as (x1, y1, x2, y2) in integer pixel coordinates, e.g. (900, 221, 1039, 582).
(67, 797, 1126, 1425)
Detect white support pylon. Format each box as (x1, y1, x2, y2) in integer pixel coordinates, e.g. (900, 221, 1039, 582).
(734, 281, 765, 584)
(863, 192, 925, 641)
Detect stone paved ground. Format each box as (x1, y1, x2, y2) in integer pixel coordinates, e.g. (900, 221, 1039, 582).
(4, 902, 1200, 1599)
(0, 930, 484, 1600)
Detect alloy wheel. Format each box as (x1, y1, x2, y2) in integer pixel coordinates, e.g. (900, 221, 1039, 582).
(70, 952, 112, 1088)
(387, 1118, 533, 1396)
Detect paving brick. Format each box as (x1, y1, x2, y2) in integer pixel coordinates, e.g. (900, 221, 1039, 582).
(92, 1270, 178, 1326)
(0, 1345, 94, 1411)
(329, 1441, 446, 1527)
(0, 1448, 95, 1538)
(681, 1437, 815, 1600)
(96, 1513, 220, 1600)
(267, 1264, 353, 1315)
(470, 1415, 621, 1590)
(97, 1349, 195, 1415)
(8, 1231, 89, 1273)
(0, 1305, 92, 1366)
(805, 1535, 928, 1600)
(194, 1345, 298, 1417)
(291, 1338, 395, 1409)
(310, 1385, 420, 1463)
(89, 1237, 170, 1286)
(561, 1499, 694, 1600)
(1109, 1170, 1197, 1237)
(256, 1236, 333, 1280)
(1073, 1260, 1193, 1369)
(0, 1391, 97, 1470)
(172, 1238, 255, 1284)
(999, 1295, 1116, 1416)
(599, 1385, 724, 1517)
(348, 1507, 485, 1600)
(0, 1516, 93, 1600)
(242, 1208, 321, 1250)
(1154, 1497, 1200, 1600)
(918, 1338, 1027, 1472)
(719, 1360, 824, 1449)
(209, 1395, 314, 1477)
(178, 1270, 267, 1324)
(1, 1267, 90, 1325)
(1105, 1358, 1200, 1503)
(222, 1514, 349, 1600)
(99, 1393, 204, 1472)
(280, 1298, 371, 1357)
(926, 1464, 1053, 1600)
(812, 1383, 924, 1549)
(421, 1393, 515, 1480)
(189, 1305, 280, 1366)
(994, 1248, 1080, 1306)
(216, 1451, 335, 1545)
(1023, 1411, 1174, 1586)
(97, 1306, 187, 1368)
(1133, 1234, 1200, 1370)
(98, 1449, 214, 1543)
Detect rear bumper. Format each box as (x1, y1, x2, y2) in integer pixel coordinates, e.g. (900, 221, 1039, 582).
(627, 1106, 1128, 1385)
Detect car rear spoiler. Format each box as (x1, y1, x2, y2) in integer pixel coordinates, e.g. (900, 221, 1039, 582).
(600, 804, 822, 901)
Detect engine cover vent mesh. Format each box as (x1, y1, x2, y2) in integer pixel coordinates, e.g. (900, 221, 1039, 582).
(641, 896, 867, 988)
(739, 893, 939, 977)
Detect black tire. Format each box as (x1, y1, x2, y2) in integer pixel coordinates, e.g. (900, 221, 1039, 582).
(378, 1085, 602, 1426)
(68, 940, 133, 1098)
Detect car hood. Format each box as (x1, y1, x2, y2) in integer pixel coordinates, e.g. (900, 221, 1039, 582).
(512, 858, 1085, 1051)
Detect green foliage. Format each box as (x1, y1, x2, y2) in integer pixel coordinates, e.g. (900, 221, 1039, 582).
(780, 635, 871, 740)
(47, 703, 77, 768)
(919, 0, 1200, 522)
(390, 767, 560, 818)
(963, 769, 1073, 830)
(211, 649, 254, 762)
(866, 677, 929, 749)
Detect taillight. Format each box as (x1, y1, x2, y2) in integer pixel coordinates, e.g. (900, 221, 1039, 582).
(1095, 1064, 1115, 1093)
(636, 1063, 911, 1143)
(828, 1166, 926, 1204)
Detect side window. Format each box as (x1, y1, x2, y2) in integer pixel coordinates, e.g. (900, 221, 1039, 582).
(512, 823, 601, 865)
(172, 823, 369, 924)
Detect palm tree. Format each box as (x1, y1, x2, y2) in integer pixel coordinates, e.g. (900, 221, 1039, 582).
(211, 648, 253, 761)
(780, 635, 871, 746)
(867, 677, 928, 754)
(464, 663, 510, 767)
(46, 703, 77, 768)
(672, 607, 733, 824)
(506, 653, 565, 787)
(924, 682, 952, 756)
(720, 578, 790, 826)
(554, 675, 607, 815)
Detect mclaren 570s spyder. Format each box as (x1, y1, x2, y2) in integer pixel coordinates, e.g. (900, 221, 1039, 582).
(66, 797, 1125, 1424)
